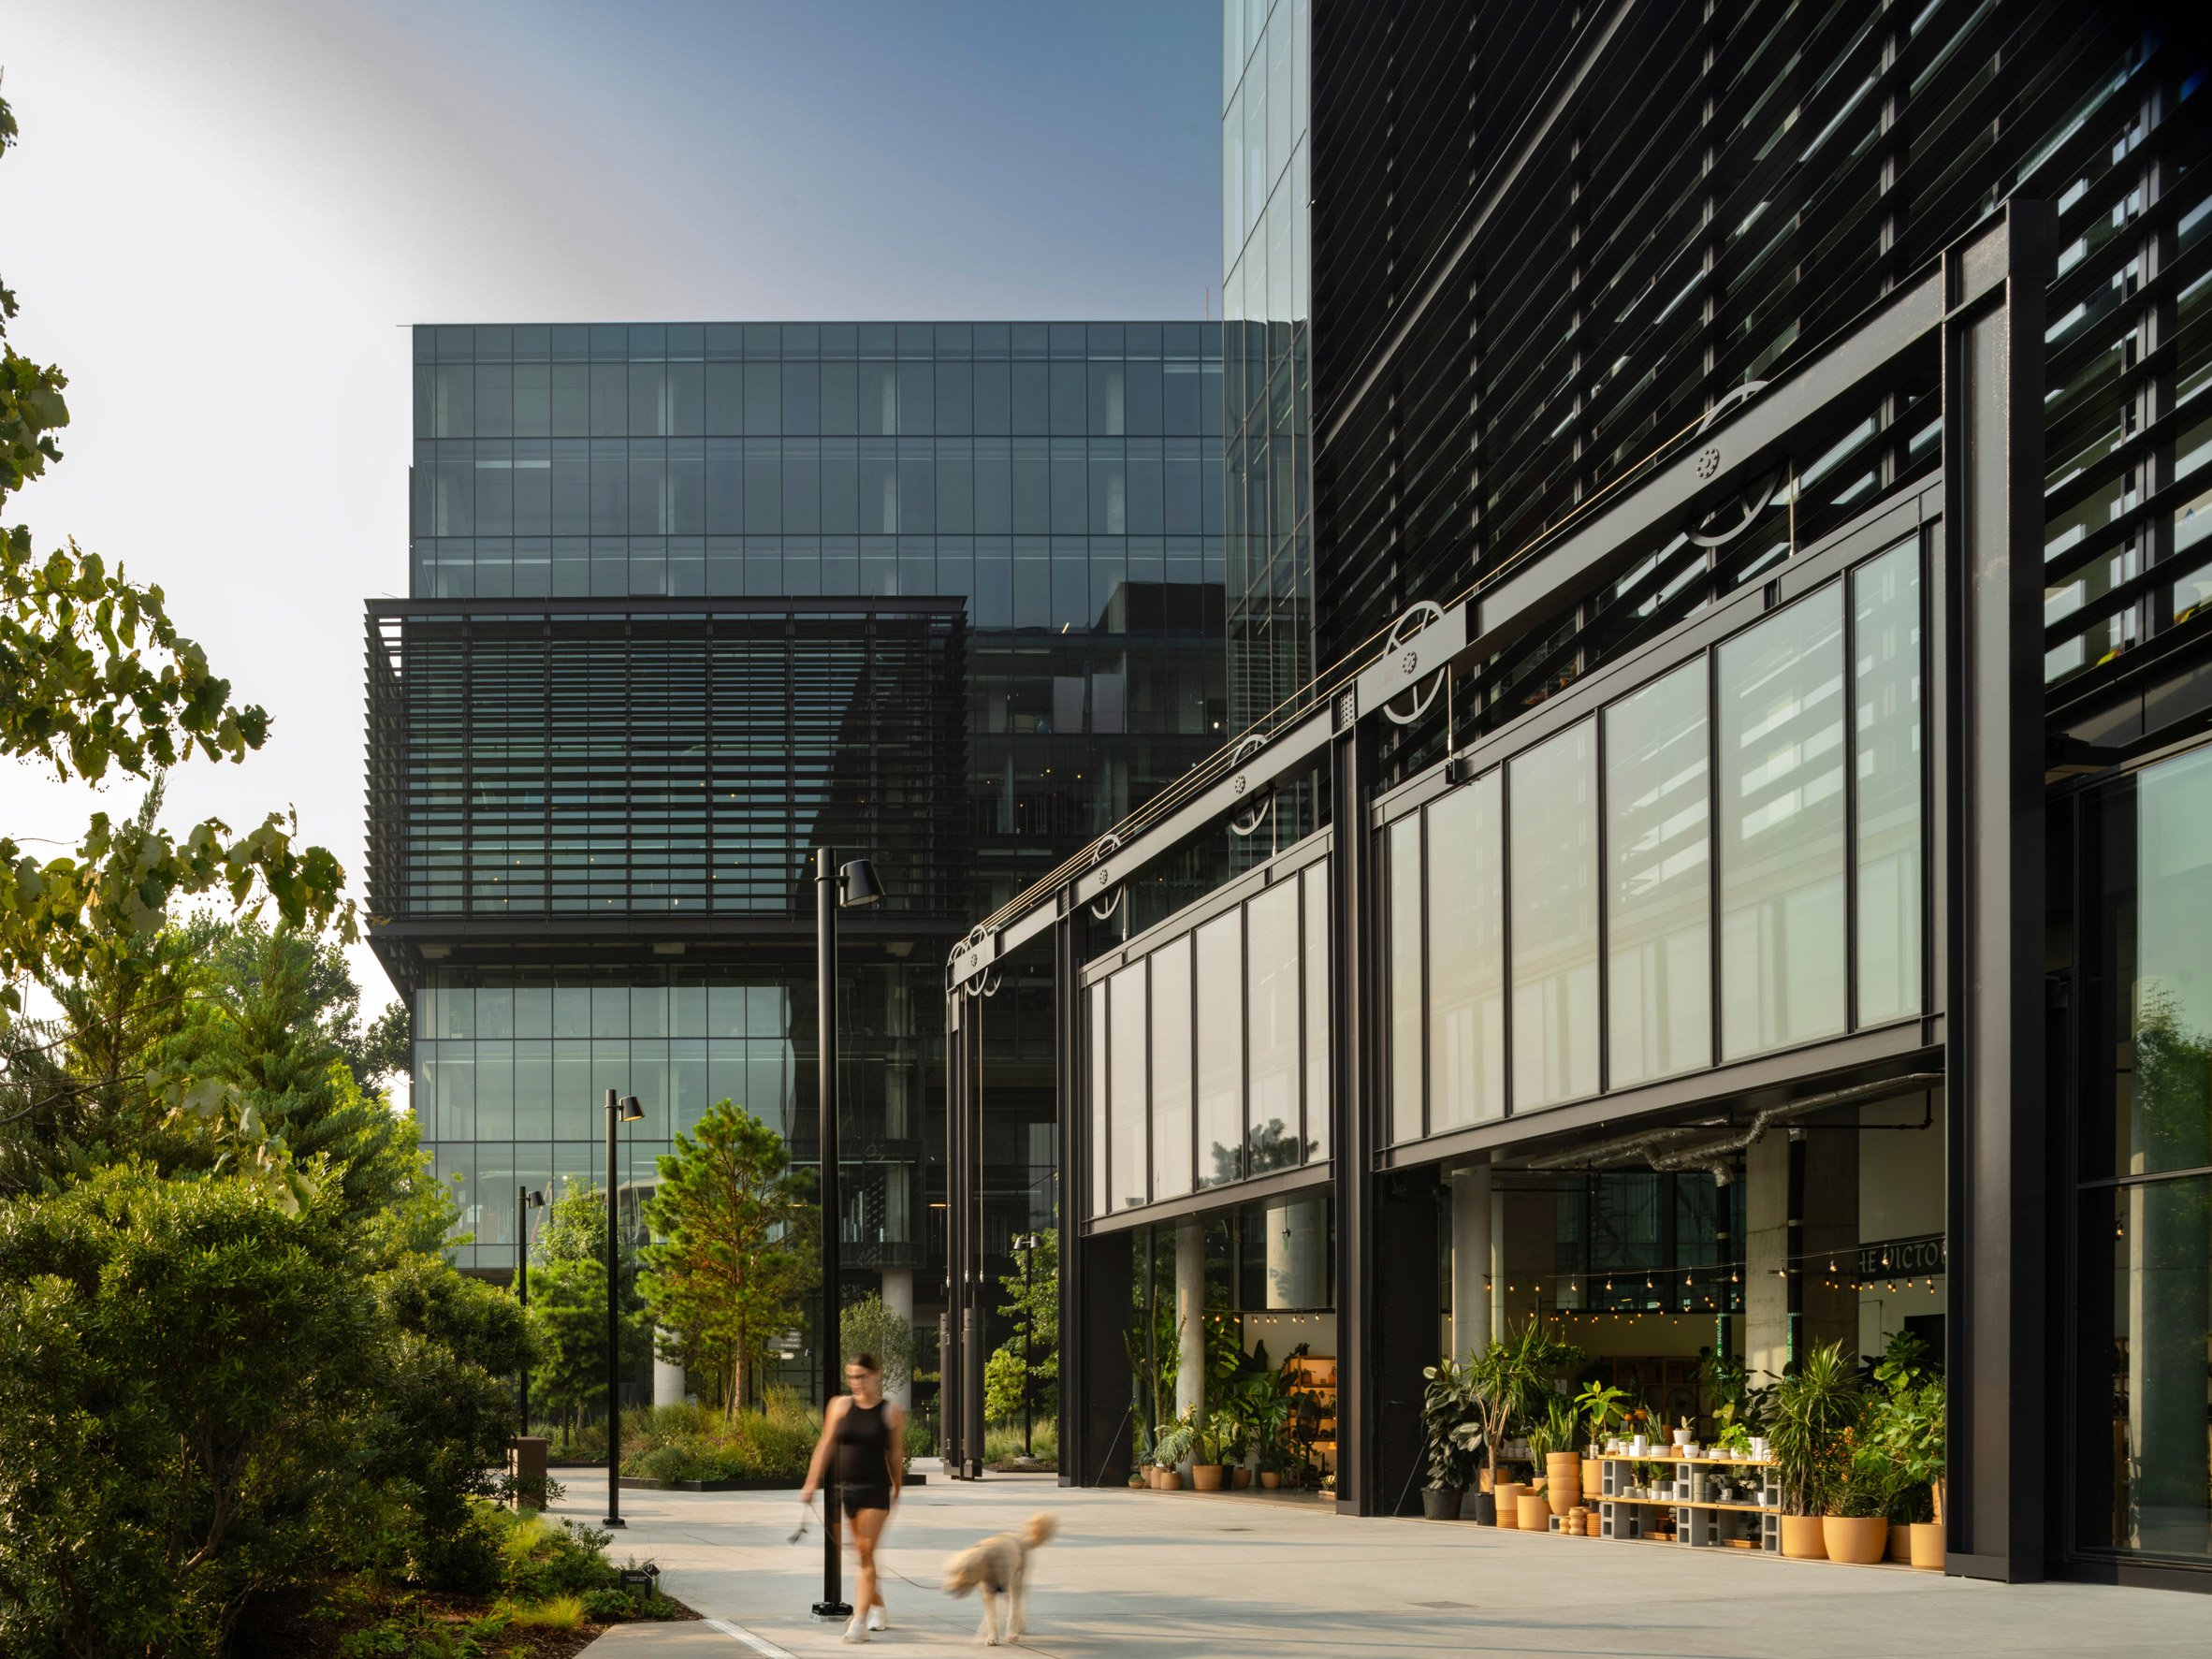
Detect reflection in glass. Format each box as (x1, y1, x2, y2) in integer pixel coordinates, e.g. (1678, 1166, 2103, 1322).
(1246, 881, 1302, 1171)
(1854, 543, 1922, 1024)
(1303, 863, 1331, 1163)
(1151, 936, 1194, 1201)
(1426, 772, 1505, 1128)
(1388, 817, 1423, 1142)
(1606, 663, 1710, 1086)
(2079, 1179, 2212, 1560)
(1110, 965, 1149, 1212)
(1719, 590, 1846, 1059)
(1196, 912, 1244, 1186)
(1510, 721, 1601, 1108)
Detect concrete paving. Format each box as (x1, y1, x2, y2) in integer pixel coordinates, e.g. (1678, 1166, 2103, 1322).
(563, 1469, 2210, 1658)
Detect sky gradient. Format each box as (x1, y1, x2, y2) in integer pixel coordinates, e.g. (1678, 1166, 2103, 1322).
(1, 1, 1221, 1026)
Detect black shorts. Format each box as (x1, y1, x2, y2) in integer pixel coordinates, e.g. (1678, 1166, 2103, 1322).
(839, 1484, 892, 1519)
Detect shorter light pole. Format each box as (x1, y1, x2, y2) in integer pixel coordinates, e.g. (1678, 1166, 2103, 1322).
(604, 1090, 644, 1528)
(517, 1185, 546, 1435)
(1011, 1232, 1041, 1463)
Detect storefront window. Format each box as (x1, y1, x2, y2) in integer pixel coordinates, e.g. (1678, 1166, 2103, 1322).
(1302, 863, 1331, 1162)
(1510, 720, 1601, 1108)
(1427, 770, 1506, 1128)
(1389, 817, 1424, 1141)
(1718, 589, 1846, 1059)
(1246, 881, 1302, 1171)
(1109, 965, 1148, 1212)
(1605, 662, 1710, 1085)
(1853, 541, 1922, 1024)
(1151, 936, 1195, 1201)
(1196, 912, 1245, 1186)
(1089, 982, 1108, 1217)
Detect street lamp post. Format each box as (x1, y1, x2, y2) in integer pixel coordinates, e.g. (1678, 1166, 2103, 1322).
(812, 846, 881, 1622)
(1011, 1232, 1041, 1463)
(517, 1185, 545, 1435)
(604, 1089, 644, 1529)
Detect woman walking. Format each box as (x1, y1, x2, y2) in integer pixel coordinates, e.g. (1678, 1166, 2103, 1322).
(801, 1350, 905, 1644)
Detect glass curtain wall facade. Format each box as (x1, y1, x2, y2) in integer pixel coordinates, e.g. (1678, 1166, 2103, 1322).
(379, 323, 1227, 1318)
(1222, 0, 1314, 742)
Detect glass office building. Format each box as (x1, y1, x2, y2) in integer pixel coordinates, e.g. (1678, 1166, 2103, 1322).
(371, 323, 1225, 1396)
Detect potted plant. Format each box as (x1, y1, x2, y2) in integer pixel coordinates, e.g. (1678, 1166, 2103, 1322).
(1466, 1321, 1586, 1528)
(1766, 1340, 1861, 1560)
(1824, 1448, 1897, 1564)
(1190, 1411, 1230, 1492)
(1536, 1397, 1582, 1518)
(1864, 1333, 1945, 1570)
(1574, 1380, 1627, 1502)
(1151, 1417, 1195, 1492)
(1419, 1357, 1480, 1520)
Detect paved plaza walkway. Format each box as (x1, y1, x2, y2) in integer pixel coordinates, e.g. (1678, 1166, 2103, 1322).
(564, 1470, 2209, 1658)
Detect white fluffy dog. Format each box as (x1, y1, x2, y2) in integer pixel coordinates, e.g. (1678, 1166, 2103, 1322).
(940, 1511, 1058, 1645)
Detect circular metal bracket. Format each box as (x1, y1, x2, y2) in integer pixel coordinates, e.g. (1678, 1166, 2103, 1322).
(1087, 834, 1124, 922)
(1686, 381, 1780, 549)
(1227, 734, 1273, 837)
(1381, 602, 1448, 726)
(959, 925, 1002, 997)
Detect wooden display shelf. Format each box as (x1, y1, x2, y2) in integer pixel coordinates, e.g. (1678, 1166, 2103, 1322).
(1603, 1454, 1775, 1467)
(1606, 1497, 1775, 1513)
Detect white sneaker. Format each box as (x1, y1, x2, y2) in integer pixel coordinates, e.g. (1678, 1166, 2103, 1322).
(866, 1606, 889, 1631)
(842, 1615, 869, 1644)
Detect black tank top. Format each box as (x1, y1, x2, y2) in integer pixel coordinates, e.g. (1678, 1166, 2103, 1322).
(833, 1398, 891, 1488)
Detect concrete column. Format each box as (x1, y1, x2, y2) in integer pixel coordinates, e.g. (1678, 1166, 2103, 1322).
(1446, 1167, 1492, 1362)
(1745, 1133, 1791, 1381)
(652, 1329, 687, 1409)
(1263, 1193, 1327, 1310)
(880, 1267, 914, 1410)
(1175, 1218, 1205, 1422)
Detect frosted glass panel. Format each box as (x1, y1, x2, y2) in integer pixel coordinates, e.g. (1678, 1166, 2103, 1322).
(1196, 912, 1244, 1186)
(1303, 863, 1331, 1162)
(1246, 881, 1302, 1171)
(1150, 936, 1194, 1200)
(1853, 542, 1922, 1025)
(1426, 772, 1505, 1128)
(1088, 982, 1107, 1217)
(1719, 589, 1847, 1058)
(1388, 817, 1424, 1141)
(1510, 720, 1601, 1108)
(1606, 662, 1711, 1085)
(1109, 965, 1148, 1212)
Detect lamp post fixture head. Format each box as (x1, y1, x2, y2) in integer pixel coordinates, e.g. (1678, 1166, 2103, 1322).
(528, 1189, 546, 1209)
(838, 857, 884, 908)
(1012, 1232, 1040, 1254)
(620, 1095, 645, 1123)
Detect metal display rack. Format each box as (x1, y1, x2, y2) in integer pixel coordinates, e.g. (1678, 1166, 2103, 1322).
(1598, 1454, 1780, 1552)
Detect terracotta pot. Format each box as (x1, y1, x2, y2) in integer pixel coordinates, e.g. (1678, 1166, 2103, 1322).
(1888, 1522, 1914, 1563)
(1492, 1481, 1525, 1526)
(1157, 1469, 1181, 1492)
(1823, 1515, 1889, 1564)
(1546, 1453, 1581, 1516)
(1581, 1458, 1605, 1501)
(1516, 1493, 1550, 1531)
(1584, 1511, 1603, 1536)
(1128, 1474, 1144, 1489)
(1779, 1515, 1827, 1559)
(1260, 1470, 1282, 1490)
(1191, 1463, 1226, 1492)
(1911, 1521, 1945, 1571)
(1421, 1486, 1463, 1521)
(1232, 1466, 1252, 1490)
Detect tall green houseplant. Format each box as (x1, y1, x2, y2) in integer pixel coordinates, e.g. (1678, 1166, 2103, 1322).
(1766, 1340, 1863, 1516)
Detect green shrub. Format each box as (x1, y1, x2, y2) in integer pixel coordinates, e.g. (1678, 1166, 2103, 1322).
(581, 1587, 639, 1622)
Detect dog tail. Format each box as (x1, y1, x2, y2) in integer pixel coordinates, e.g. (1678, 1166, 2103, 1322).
(1023, 1512, 1059, 1550)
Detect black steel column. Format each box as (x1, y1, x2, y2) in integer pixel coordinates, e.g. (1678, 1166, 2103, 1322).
(1053, 904, 1088, 1483)
(517, 1185, 531, 1436)
(1329, 692, 1379, 1514)
(1940, 200, 2052, 1584)
(603, 1089, 624, 1528)
(813, 847, 849, 1615)
(941, 986, 968, 1478)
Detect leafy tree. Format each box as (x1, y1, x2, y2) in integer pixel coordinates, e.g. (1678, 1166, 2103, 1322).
(637, 1100, 815, 1416)
(839, 1292, 914, 1397)
(527, 1177, 650, 1439)
(985, 1228, 1057, 1423)
(0, 94, 348, 1025)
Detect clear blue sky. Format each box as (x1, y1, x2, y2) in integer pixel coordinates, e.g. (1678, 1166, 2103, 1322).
(1, 1, 1223, 1024)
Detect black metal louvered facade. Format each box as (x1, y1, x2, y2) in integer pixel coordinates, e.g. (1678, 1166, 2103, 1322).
(1308, 0, 2211, 739)
(365, 597, 968, 985)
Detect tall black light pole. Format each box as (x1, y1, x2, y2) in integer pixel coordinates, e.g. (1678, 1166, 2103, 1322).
(604, 1089, 644, 1528)
(1012, 1232, 1041, 1462)
(812, 846, 882, 1622)
(517, 1185, 545, 1435)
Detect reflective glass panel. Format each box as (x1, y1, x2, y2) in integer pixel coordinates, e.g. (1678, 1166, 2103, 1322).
(1109, 965, 1149, 1212)
(1853, 542, 1923, 1024)
(1302, 863, 1331, 1163)
(1150, 936, 1194, 1201)
(1089, 981, 1108, 1216)
(1510, 721, 1601, 1108)
(1427, 772, 1505, 1129)
(1718, 589, 1847, 1060)
(1388, 817, 1423, 1142)
(1196, 912, 1244, 1186)
(1605, 662, 1711, 1086)
(1246, 881, 1301, 1171)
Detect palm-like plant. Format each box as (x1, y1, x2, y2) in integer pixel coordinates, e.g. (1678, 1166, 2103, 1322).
(1766, 1341, 1863, 1516)
(1465, 1320, 1587, 1484)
